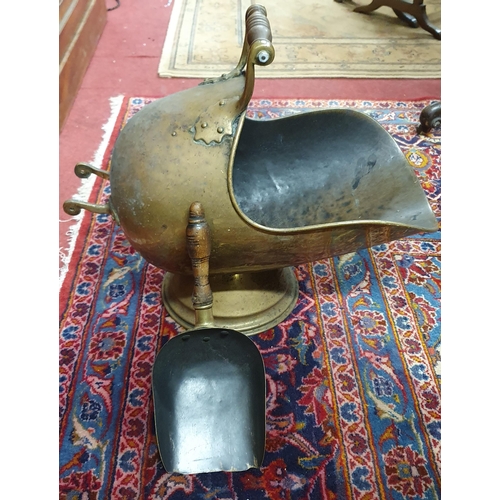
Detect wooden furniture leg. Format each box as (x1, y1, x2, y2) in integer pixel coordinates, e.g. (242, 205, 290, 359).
(393, 9, 418, 28)
(335, 0, 441, 40)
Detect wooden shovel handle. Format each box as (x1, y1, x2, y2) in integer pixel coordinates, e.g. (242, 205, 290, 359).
(186, 202, 213, 311)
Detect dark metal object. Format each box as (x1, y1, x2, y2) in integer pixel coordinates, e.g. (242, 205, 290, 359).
(232, 109, 436, 229)
(417, 101, 441, 134)
(152, 202, 266, 474)
(335, 0, 441, 40)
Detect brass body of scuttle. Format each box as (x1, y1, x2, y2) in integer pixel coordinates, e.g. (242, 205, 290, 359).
(64, 5, 438, 334)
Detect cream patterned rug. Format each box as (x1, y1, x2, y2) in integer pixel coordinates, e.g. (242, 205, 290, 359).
(158, 0, 441, 78)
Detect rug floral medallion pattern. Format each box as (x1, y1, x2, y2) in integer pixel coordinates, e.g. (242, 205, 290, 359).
(59, 98, 441, 499)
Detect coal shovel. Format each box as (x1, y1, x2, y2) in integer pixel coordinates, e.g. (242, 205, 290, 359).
(152, 202, 267, 474)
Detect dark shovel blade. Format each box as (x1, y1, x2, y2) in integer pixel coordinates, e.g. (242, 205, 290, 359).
(152, 328, 266, 474)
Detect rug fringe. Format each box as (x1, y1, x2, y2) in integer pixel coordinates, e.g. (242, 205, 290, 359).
(59, 95, 125, 290)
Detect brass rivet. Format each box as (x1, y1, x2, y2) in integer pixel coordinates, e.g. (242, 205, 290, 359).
(171, 131, 177, 136)
(217, 127, 224, 133)
(219, 100, 226, 106)
(201, 122, 208, 128)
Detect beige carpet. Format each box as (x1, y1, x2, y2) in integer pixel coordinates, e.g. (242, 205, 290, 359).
(158, 0, 441, 79)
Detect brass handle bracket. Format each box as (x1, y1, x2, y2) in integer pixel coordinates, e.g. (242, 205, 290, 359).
(228, 4, 275, 112)
(63, 199, 112, 216)
(62, 163, 120, 225)
(74, 162, 110, 180)
(193, 4, 274, 145)
(201, 4, 274, 85)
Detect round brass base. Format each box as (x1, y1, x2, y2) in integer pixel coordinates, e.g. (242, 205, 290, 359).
(162, 267, 299, 336)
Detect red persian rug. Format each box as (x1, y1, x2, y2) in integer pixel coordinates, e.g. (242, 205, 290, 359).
(59, 98, 441, 499)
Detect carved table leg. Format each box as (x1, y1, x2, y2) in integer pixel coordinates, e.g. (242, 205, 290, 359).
(351, 0, 440, 40)
(354, 0, 385, 14)
(413, 4, 441, 40)
(393, 9, 418, 28)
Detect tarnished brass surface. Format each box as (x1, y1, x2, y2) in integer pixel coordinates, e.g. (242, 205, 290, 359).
(108, 91, 437, 275)
(162, 268, 299, 335)
(63, 4, 439, 333)
(74, 162, 110, 180)
(104, 4, 437, 276)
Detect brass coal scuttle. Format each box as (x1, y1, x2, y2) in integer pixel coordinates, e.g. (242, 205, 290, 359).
(64, 4, 438, 334)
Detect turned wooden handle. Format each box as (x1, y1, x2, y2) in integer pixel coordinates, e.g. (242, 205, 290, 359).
(245, 4, 273, 64)
(186, 202, 213, 310)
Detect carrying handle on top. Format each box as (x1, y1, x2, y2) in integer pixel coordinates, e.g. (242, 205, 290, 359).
(186, 202, 215, 328)
(214, 4, 274, 81)
(246, 4, 273, 58)
(236, 4, 275, 111)
(202, 4, 274, 115)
